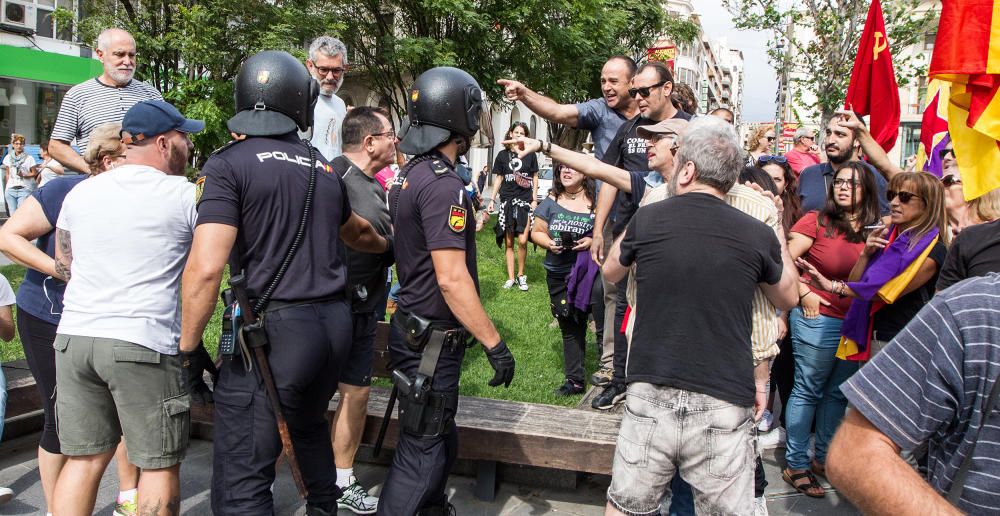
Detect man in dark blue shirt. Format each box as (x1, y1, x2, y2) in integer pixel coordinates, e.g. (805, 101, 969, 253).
(799, 116, 889, 214)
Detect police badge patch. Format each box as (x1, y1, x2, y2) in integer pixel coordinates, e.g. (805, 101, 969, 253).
(195, 176, 206, 203)
(448, 205, 467, 232)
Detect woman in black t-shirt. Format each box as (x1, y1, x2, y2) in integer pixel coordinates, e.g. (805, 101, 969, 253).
(530, 164, 596, 396)
(488, 122, 539, 291)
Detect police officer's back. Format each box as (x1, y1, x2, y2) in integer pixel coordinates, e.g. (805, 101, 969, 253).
(179, 50, 390, 516)
(377, 67, 515, 516)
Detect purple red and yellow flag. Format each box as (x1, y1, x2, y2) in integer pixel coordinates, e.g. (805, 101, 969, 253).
(929, 0, 1000, 201)
(915, 79, 950, 176)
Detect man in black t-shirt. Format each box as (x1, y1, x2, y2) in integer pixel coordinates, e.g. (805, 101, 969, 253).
(602, 117, 798, 516)
(591, 60, 692, 410)
(179, 51, 390, 515)
(378, 67, 515, 515)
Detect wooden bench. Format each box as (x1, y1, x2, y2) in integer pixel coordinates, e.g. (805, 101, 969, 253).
(4, 321, 623, 501)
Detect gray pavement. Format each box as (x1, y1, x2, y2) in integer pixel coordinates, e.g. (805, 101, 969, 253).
(0, 432, 859, 515)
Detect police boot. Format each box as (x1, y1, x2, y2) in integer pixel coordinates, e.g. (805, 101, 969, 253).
(304, 501, 337, 516)
(418, 502, 457, 516)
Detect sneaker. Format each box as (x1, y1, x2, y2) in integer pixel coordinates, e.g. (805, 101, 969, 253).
(758, 426, 786, 450)
(590, 366, 613, 387)
(757, 409, 774, 433)
(113, 499, 138, 516)
(0, 487, 12, 505)
(591, 383, 627, 410)
(753, 496, 769, 516)
(517, 274, 528, 291)
(337, 477, 379, 514)
(555, 378, 585, 396)
(502, 279, 516, 289)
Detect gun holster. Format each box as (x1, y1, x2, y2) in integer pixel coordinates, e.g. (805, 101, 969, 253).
(394, 310, 433, 351)
(390, 321, 462, 437)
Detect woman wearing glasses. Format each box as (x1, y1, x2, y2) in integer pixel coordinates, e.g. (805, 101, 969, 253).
(747, 125, 776, 163)
(940, 145, 1000, 235)
(781, 161, 881, 498)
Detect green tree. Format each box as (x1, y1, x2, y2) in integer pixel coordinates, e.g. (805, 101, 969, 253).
(725, 0, 935, 126)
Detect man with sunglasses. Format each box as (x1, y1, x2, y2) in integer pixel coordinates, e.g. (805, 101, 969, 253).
(590, 60, 691, 410)
(784, 127, 821, 175)
(305, 36, 350, 161)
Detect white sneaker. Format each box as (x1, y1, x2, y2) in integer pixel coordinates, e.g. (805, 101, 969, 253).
(0, 486, 13, 504)
(758, 426, 786, 450)
(502, 279, 516, 289)
(753, 496, 769, 516)
(757, 409, 774, 432)
(517, 274, 528, 291)
(337, 476, 379, 514)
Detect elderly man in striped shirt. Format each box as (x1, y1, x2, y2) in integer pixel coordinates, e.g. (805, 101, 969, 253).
(48, 28, 162, 174)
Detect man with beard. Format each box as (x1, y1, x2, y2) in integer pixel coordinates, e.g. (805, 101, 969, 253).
(590, 60, 691, 410)
(305, 36, 350, 160)
(49, 28, 162, 174)
(50, 100, 203, 516)
(798, 115, 889, 213)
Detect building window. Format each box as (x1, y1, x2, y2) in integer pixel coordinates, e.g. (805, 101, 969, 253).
(0, 78, 71, 147)
(924, 32, 936, 50)
(900, 123, 921, 168)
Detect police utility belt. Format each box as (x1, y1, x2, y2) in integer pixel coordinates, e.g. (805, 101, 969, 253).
(390, 310, 471, 437)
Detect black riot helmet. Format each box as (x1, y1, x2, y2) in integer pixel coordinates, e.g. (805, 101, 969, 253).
(227, 50, 319, 137)
(398, 67, 484, 155)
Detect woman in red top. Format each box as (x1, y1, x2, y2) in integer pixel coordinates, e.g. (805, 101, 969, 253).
(781, 162, 881, 497)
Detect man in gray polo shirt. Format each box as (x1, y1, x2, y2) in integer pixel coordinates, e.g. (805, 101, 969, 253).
(828, 273, 1000, 513)
(48, 28, 162, 173)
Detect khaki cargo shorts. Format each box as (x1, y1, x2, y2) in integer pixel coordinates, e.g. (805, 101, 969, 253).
(54, 334, 189, 469)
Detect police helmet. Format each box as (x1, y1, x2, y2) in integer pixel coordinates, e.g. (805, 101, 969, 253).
(398, 67, 483, 155)
(227, 50, 319, 137)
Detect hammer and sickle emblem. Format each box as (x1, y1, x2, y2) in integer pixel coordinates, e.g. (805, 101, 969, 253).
(873, 32, 888, 61)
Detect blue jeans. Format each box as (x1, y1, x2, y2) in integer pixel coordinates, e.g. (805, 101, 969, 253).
(784, 308, 860, 469)
(0, 360, 6, 440)
(5, 187, 31, 215)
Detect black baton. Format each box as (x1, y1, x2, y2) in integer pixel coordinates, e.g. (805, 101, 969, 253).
(373, 385, 398, 457)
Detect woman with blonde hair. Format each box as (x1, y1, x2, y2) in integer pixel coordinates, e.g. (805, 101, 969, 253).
(747, 124, 776, 162)
(0, 122, 139, 515)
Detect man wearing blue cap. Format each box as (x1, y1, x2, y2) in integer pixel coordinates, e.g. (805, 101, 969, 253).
(50, 99, 203, 516)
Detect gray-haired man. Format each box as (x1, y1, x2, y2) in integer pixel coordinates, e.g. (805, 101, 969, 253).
(305, 36, 349, 160)
(783, 126, 821, 174)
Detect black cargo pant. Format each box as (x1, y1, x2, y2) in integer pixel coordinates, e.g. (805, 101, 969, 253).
(211, 299, 352, 514)
(377, 316, 466, 515)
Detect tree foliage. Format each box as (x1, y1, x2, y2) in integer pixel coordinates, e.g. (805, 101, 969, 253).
(725, 0, 935, 125)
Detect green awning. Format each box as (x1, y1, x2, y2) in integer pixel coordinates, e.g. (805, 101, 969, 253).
(0, 44, 102, 86)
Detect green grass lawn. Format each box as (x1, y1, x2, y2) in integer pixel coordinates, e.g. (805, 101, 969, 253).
(0, 229, 597, 407)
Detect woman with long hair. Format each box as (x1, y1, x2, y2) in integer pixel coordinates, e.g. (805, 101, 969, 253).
(747, 125, 776, 162)
(800, 172, 949, 359)
(941, 144, 1000, 234)
(530, 164, 597, 395)
(757, 155, 803, 233)
(0, 123, 141, 515)
(781, 161, 881, 498)
(2, 133, 39, 214)
(488, 121, 539, 291)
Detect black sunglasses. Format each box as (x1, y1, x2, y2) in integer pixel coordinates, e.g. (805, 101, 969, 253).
(887, 190, 921, 203)
(757, 155, 787, 165)
(628, 80, 668, 98)
(938, 147, 955, 161)
(942, 174, 962, 187)
(766, 136, 776, 142)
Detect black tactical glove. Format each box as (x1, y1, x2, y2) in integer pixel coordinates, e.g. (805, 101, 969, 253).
(182, 340, 219, 404)
(484, 339, 515, 388)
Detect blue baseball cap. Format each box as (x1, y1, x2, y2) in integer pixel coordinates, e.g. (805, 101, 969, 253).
(121, 100, 205, 143)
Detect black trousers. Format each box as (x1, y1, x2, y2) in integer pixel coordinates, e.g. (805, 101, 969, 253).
(18, 309, 60, 453)
(612, 278, 628, 384)
(377, 316, 466, 515)
(772, 332, 795, 427)
(210, 299, 352, 514)
(546, 271, 589, 383)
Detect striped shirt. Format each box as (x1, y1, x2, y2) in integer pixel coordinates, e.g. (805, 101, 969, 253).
(627, 184, 781, 364)
(50, 78, 162, 156)
(842, 273, 1000, 512)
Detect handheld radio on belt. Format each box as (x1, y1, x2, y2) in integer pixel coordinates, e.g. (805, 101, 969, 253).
(220, 140, 318, 499)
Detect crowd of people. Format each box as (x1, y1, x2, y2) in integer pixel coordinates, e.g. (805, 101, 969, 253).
(0, 24, 997, 516)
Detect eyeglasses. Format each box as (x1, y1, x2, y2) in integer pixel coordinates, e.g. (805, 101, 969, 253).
(887, 190, 921, 203)
(648, 133, 679, 155)
(766, 136, 776, 142)
(938, 147, 955, 161)
(757, 155, 787, 165)
(941, 174, 963, 187)
(801, 135, 814, 141)
(315, 66, 346, 77)
(833, 178, 859, 189)
(370, 130, 396, 140)
(628, 80, 668, 98)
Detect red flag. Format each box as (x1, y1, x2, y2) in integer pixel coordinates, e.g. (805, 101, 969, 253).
(844, 0, 901, 152)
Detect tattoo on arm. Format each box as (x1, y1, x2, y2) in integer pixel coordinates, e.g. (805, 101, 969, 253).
(54, 228, 72, 281)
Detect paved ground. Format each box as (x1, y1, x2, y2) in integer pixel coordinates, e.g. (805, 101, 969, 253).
(0, 432, 859, 515)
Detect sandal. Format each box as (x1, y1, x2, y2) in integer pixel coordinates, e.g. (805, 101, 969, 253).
(811, 459, 826, 478)
(782, 468, 826, 498)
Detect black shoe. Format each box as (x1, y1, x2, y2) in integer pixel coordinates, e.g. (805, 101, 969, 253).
(591, 383, 627, 410)
(555, 378, 585, 396)
(419, 502, 457, 516)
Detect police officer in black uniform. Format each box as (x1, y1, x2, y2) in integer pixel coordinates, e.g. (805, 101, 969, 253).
(179, 50, 391, 516)
(377, 67, 516, 516)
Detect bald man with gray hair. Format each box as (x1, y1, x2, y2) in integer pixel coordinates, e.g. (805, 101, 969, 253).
(48, 28, 162, 174)
(305, 36, 350, 160)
